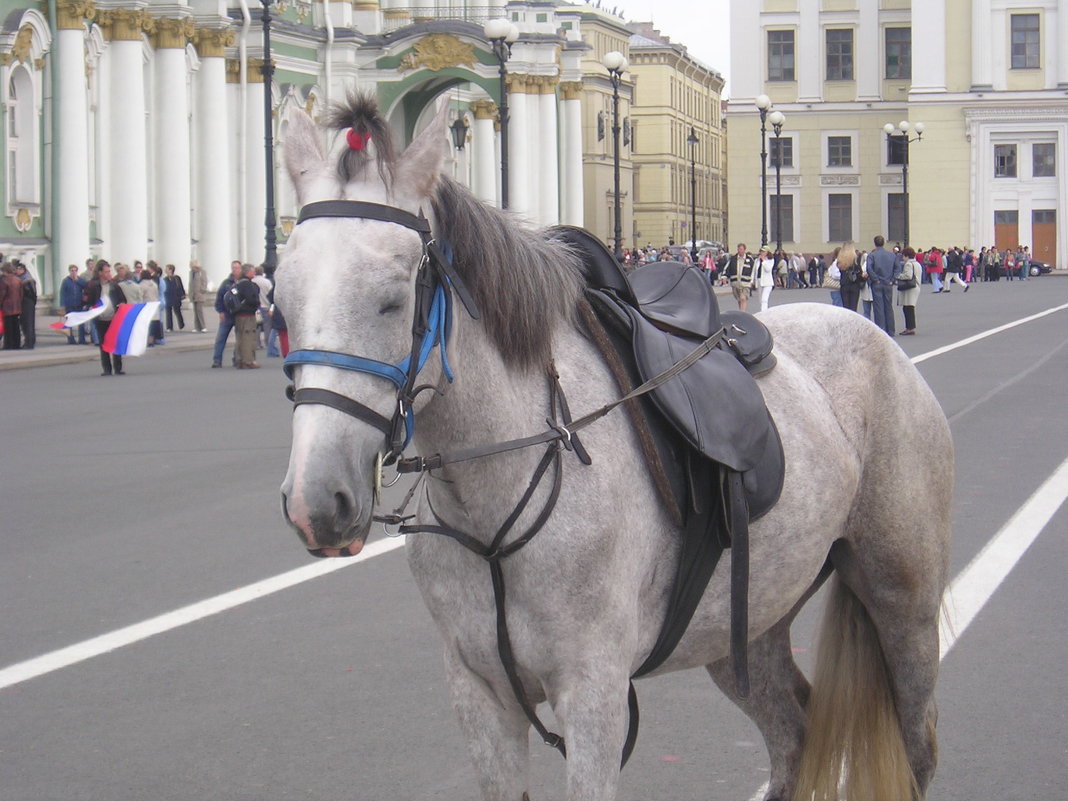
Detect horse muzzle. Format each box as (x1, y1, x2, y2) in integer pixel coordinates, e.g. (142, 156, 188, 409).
(280, 473, 374, 556)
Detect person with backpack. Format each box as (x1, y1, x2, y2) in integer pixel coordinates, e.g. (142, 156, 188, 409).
(212, 260, 243, 368)
(224, 263, 262, 369)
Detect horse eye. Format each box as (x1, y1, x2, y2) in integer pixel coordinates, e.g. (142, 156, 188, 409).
(378, 302, 402, 315)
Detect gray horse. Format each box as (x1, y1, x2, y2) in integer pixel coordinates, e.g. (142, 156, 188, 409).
(277, 94, 952, 801)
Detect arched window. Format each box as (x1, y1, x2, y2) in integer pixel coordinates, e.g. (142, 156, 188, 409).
(6, 65, 38, 205)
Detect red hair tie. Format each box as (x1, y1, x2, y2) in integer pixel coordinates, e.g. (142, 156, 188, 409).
(346, 129, 372, 151)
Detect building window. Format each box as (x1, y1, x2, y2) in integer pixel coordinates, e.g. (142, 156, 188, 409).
(770, 136, 793, 168)
(1010, 14, 1040, 69)
(888, 193, 906, 243)
(887, 134, 907, 166)
(6, 66, 38, 205)
(994, 210, 1019, 225)
(827, 136, 852, 167)
(994, 144, 1017, 178)
(885, 27, 911, 79)
(826, 29, 854, 81)
(828, 194, 852, 242)
(768, 30, 795, 82)
(1033, 143, 1055, 177)
(771, 194, 794, 244)
(1033, 209, 1055, 225)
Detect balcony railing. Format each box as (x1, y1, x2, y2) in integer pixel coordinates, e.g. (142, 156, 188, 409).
(382, 5, 503, 32)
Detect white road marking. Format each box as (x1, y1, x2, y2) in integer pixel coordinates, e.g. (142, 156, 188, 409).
(4, 303, 1068, 698)
(0, 537, 406, 690)
(910, 301, 1068, 364)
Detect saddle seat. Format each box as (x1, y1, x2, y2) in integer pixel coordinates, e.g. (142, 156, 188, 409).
(552, 226, 784, 520)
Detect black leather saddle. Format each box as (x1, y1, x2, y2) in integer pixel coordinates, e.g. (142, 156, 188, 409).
(552, 226, 785, 693)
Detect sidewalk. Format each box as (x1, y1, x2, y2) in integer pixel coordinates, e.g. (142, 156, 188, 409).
(0, 313, 217, 372)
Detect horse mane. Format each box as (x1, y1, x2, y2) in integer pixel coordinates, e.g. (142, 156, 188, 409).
(323, 91, 398, 186)
(430, 176, 584, 372)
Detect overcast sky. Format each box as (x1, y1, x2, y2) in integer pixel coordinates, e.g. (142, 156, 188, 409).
(608, 0, 732, 94)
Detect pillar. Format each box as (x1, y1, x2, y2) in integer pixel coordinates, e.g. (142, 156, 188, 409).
(506, 75, 531, 220)
(195, 28, 234, 284)
(559, 82, 583, 226)
(153, 18, 195, 271)
(536, 78, 559, 225)
(244, 58, 268, 265)
(53, 0, 92, 277)
(469, 99, 498, 205)
(911, 0, 947, 94)
(101, 8, 149, 265)
(972, 0, 993, 89)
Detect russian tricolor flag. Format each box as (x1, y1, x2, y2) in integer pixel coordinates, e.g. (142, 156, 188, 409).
(50, 299, 106, 331)
(102, 301, 160, 357)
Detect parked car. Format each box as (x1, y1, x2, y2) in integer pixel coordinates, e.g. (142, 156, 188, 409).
(1029, 260, 1052, 275)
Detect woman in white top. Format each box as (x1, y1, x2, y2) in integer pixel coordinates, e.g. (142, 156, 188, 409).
(755, 247, 776, 312)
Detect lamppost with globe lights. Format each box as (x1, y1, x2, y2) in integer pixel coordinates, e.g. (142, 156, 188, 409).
(883, 119, 924, 247)
(687, 126, 699, 263)
(604, 50, 628, 262)
(755, 94, 772, 249)
(261, 0, 278, 275)
(768, 109, 785, 255)
(483, 19, 518, 209)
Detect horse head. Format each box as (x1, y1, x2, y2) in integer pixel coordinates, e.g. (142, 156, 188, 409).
(276, 93, 449, 557)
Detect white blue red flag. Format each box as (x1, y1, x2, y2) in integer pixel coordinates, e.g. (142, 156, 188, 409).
(50, 299, 106, 331)
(102, 302, 160, 357)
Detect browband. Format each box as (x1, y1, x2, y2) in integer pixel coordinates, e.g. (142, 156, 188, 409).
(298, 200, 431, 234)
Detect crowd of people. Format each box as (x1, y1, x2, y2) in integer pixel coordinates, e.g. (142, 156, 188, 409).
(2, 254, 288, 373)
(624, 237, 1044, 341)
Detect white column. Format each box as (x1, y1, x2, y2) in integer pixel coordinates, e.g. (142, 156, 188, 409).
(469, 100, 497, 205)
(856, 0, 880, 101)
(153, 20, 193, 270)
(105, 18, 149, 266)
(797, 0, 821, 103)
(728, 0, 763, 102)
(195, 30, 233, 285)
(53, 13, 91, 274)
(559, 83, 583, 226)
(507, 78, 531, 220)
(972, 0, 993, 89)
(537, 83, 559, 225)
(244, 62, 267, 265)
(911, 0, 947, 93)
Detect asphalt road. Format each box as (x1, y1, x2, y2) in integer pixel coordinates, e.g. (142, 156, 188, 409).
(2, 278, 1067, 800)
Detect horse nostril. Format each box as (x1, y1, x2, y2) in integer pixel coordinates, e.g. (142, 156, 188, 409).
(334, 490, 355, 528)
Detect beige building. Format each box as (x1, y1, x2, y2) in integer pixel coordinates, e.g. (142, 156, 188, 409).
(627, 24, 726, 249)
(727, 0, 1068, 267)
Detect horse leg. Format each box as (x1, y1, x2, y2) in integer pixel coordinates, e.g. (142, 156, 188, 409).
(707, 618, 811, 801)
(548, 665, 633, 801)
(443, 647, 532, 801)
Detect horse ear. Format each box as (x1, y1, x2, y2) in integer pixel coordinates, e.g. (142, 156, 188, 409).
(284, 107, 326, 204)
(395, 98, 449, 199)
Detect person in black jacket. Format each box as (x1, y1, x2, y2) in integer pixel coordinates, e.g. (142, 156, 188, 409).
(84, 260, 128, 376)
(722, 243, 755, 311)
(230, 263, 262, 369)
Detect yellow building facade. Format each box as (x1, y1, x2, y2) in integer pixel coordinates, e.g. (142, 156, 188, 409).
(727, 0, 1068, 267)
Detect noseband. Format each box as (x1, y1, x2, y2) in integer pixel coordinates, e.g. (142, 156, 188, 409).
(282, 200, 480, 463)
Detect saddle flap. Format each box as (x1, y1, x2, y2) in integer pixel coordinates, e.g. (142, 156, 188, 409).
(630, 263, 720, 339)
(720, 310, 777, 375)
(624, 303, 771, 472)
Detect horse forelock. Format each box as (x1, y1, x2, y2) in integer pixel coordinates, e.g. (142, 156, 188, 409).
(324, 90, 397, 188)
(430, 176, 583, 372)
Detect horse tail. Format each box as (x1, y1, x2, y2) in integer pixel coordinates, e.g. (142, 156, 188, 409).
(794, 575, 920, 801)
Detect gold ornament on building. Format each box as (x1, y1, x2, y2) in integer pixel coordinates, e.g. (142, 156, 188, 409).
(469, 99, 498, 121)
(399, 34, 476, 72)
(194, 27, 235, 59)
(55, 0, 96, 30)
(15, 208, 33, 232)
(559, 81, 583, 101)
(99, 8, 154, 42)
(11, 26, 33, 65)
(153, 18, 196, 50)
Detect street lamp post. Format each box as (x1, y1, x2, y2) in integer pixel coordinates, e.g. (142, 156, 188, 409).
(755, 94, 772, 250)
(687, 126, 699, 263)
(883, 119, 925, 247)
(605, 50, 628, 263)
(769, 110, 785, 255)
(261, 0, 277, 276)
(484, 19, 518, 209)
